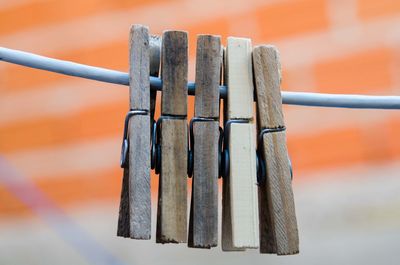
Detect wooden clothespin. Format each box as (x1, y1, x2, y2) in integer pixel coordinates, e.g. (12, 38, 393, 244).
(117, 24, 151, 239)
(222, 37, 259, 250)
(253, 45, 299, 255)
(188, 35, 221, 248)
(156, 30, 188, 243)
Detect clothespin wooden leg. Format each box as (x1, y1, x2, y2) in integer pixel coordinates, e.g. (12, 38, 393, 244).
(156, 30, 188, 243)
(188, 35, 221, 248)
(221, 45, 245, 251)
(117, 24, 151, 239)
(222, 37, 259, 250)
(221, 46, 239, 251)
(117, 167, 130, 237)
(149, 35, 162, 241)
(253, 45, 299, 255)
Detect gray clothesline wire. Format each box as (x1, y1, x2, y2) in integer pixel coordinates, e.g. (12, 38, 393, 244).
(1, 47, 400, 109)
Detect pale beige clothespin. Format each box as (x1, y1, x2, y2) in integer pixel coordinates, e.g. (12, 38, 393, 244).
(222, 37, 259, 250)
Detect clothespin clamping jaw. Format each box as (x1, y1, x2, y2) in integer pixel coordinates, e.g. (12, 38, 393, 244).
(253, 45, 299, 255)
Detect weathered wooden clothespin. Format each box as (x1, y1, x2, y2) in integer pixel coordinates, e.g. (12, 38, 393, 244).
(156, 30, 188, 243)
(253, 45, 299, 255)
(221, 37, 259, 250)
(188, 35, 221, 248)
(117, 24, 151, 239)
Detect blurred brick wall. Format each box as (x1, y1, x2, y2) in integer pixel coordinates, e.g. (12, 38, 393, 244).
(1, 0, 399, 219)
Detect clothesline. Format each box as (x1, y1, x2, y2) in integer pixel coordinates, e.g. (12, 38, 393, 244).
(1, 47, 400, 110)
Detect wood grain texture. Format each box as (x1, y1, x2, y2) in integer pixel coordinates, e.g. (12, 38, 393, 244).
(229, 123, 259, 248)
(221, 45, 242, 251)
(129, 24, 150, 111)
(128, 115, 151, 239)
(117, 25, 151, 239)
(222, 169, 245, 251)
(149, 35, 161, 127)
(221, 37, 259, 250)
(261, 132, 298, 254)
(258, 180, 276, 253)
(194, 35, 221, 118)
(188, 35, 221, 248)
(253, 45, 299, 255)
(161, 30, 188, 116)
(253, 45, 284, 128)
(188, 121, 219, 248)
(156, 30, 188, 243)
(157, 119, 188, 243)
(117, 115, 151, 239)
(117, 167, 130, 237)
(226, 37, 254, 120)
(221, 59, 240, 250)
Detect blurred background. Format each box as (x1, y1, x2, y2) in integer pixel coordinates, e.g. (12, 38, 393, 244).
(1, 0, 400, 264)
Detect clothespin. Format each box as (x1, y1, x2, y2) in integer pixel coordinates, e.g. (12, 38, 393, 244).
(221, 37, 259, 250)
(117, 24, 151, 239)
(253, 45, 299, 255)
(188, 35, 221, 248)
(155, 30, 188, 243)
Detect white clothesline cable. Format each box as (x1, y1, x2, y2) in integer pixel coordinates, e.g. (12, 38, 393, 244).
(1, 47, 400, 110)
